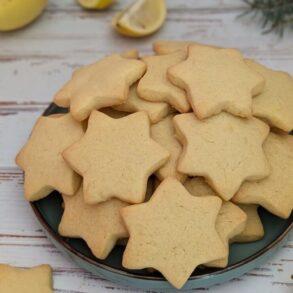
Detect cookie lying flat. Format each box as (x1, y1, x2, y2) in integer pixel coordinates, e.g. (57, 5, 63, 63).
(54, 54, 146, 121)
(233, 133, 293, 219)
(232, 204, 264, 243)
(0, 264, 53, 293)
(63, 111, 169, 204)
(121, 177, 226, 289)
(246, 59, 293, 132)
(59, 186, 129, 259)
(114, 83, 170, 123)
(168, 45, 264, 119)
(137, 51, 190, 113)
(174, 113, 270, 200)
(16, 114, 84, 201)
(184, 177, 247, 268)
(151, 115, 186, 181)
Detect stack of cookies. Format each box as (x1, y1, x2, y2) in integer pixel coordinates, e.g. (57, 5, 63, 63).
(16, 41, 293, 289)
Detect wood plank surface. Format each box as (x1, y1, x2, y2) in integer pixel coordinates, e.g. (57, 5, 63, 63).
(0, 0, 292, 292)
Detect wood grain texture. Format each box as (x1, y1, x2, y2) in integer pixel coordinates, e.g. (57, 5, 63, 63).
(0, 0, 292, 292)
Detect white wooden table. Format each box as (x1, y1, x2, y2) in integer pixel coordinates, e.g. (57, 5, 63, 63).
(0, 0, 292, 292)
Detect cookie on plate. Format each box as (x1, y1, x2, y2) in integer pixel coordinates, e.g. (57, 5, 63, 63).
(16, 113, 84, 201)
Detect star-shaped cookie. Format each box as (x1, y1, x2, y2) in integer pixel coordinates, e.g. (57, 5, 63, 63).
(121, 177, 226, 289)
(184, 177, 247, 268)
(232, 204, 264, 243)
(151, 114, 186, 181)
(233, 133, 293, 219)
(174, 112, 270, 200)
(168, 45, 265, 119)
(16, 114, 84, 201)
(246, 59, 293, 132)
(54, 54, 146, 121)
(114, 83, 170, 123)
(63, 111, 169, 204)
(59, 186, 129, 259)
(0, 264, 53, 293)
(137, 51, 190, 113)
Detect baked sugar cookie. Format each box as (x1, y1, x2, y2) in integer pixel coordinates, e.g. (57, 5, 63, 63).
(233, 133, 293, 219)
(63, 111, 169, 204)
(59, 186, 129, 259)
(151, 114, 186, 181)
(246, 59, 293, 132)
(16, 114, 84, 201)
(0, 264, 53, 293)
(121, 177, 226, 289)
(114, 83, 170, 123)
(137, 51, 190, 113)
(174, 113, 270, 200)
(54, 54, 146, 121)
(232, 204, 264, 243)
(168, 45, 264, 119)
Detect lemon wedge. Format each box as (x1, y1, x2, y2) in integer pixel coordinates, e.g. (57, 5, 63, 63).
(0, 0, 47, 31)
(78, 0, 114, 10)
(113, 0, 166, 37)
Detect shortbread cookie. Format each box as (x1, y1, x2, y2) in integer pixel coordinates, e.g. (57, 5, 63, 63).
(59, 186, 129, 259)
(184, 177, 247, 267)
(151, 114, 186, 181)
(0, 264, 53, 293)
(63, 111, 169, 204)
(121, 177, 226, 289)
(16, 114, 84, 201)
(233, 133, 293, 219)
(137, 51, 190, 113)
(114, 83, 170, 123)
(54, 54, 146, 121)
(246, 59, 293, 132)
(232, 204, 264, 243)
(174, 113, 270, 200)
(168, 45, 265, 119)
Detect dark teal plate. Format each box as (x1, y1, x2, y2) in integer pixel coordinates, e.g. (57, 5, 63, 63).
(30, 104, 292, 291)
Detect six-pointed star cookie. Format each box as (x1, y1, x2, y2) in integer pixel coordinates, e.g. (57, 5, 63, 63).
(232, 204, 264, 243)
(137, 51, 190, 113)
(246, 59, 293, 132)
(184, 177, 247, 268)
(63, 111, 169, 204)
(54, 54, 146, 121)
(0, 264, 53, 293)
(168, 45, 265, 119)
(174, 112, 270, 200)
(114, 83, 170, 123)
(121, 177, 226, 289)
(16, 114, 84, 201)
(233, 133, 293, 219)
(151, 114, 186, 181)
(59, 186, 129, 259)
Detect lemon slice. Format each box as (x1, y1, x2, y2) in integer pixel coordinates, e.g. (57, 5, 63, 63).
(0, 0, 47, 31)
(78, 0, 114, 10)
(113, 0, 166, 37)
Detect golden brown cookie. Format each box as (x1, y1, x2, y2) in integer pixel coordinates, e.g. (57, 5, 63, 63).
(151, 114, 186, 181)
(16, 114, 84, 201)
(63, 111, 169, 204)
(174, 112, 270, 200)
(233, 133, 293, 219)
(168, 45, 264, 119)
(246, 59, 293, 132)
(54, 54, 146, 121)
(137, 51, 190, 113)
(59, 186, 129, 259)
(0, 264, 53, 293)
(121, 177, 226, 289)
(114, 83, 170, 123)
(232, 204, 264, 243)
